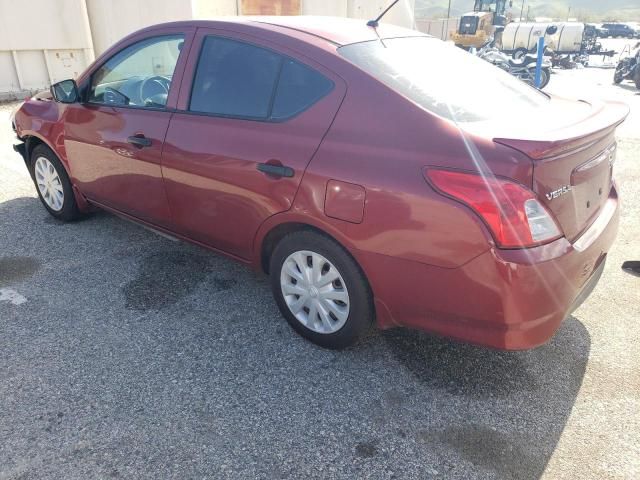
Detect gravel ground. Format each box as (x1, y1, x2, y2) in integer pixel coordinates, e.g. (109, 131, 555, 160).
(0, 39, 639, 479)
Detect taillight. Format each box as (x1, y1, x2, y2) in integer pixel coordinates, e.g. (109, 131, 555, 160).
(424, 168, 562, 248)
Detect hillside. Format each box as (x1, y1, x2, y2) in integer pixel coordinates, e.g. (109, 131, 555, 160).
(415, 0, 640, 22)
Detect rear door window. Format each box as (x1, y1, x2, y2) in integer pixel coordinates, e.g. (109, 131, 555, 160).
(190, 36, 281, 119)
(189, 36, 333, 121)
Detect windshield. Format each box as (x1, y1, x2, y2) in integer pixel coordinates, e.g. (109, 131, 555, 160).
(339, 37, 549, 123)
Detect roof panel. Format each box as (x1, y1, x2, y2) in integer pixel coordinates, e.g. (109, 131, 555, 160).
(249, 15, 425, 45)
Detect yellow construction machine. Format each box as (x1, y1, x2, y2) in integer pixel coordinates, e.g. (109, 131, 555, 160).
(451, 0, 511, 49)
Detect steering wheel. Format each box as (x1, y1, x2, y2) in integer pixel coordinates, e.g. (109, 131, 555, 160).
(139, 76, 170, 106)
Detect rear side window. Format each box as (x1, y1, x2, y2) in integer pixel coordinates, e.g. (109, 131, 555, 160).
(271, 59, 334, 120)
(189, 36, 333, 121)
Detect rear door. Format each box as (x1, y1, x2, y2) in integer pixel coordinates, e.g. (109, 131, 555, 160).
(64, 28, 194, 226)
(161, 28, 346, 259)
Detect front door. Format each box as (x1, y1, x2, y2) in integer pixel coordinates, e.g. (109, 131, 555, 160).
(64, 29, 192, 226)
(161, 30, 346, 259)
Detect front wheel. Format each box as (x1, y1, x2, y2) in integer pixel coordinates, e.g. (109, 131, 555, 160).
(270, 230, 374, 349)
(538, 67, 551, 89)
(30, 144, 82, 221)
(614, 69, 624, 84)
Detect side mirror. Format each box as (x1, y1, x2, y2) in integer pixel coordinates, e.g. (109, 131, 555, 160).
(546, 25, 558, 35)
(51, 79, 79, 104)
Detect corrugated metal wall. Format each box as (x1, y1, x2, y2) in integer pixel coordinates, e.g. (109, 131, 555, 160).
(0, 0, 415, 100)
(0, 0, 93, 99)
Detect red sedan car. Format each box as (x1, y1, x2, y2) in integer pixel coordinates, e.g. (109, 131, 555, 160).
(11, 17, 626, 350)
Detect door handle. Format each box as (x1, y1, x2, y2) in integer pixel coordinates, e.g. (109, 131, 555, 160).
(257, 163, 294, 178)
(127, 135, 152, 148)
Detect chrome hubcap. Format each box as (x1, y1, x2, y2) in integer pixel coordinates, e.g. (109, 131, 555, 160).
(280, 250, 350, 334)
(34, 157, 64, 211)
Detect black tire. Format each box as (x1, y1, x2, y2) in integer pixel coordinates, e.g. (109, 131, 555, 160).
(512, 47, 528, 60)
(539, 68, 551, 89)
(635, 69, 640, 90)
(30, 144, 82, 221)
(614, 70, 624, 84)
(269, 230, 374, 349)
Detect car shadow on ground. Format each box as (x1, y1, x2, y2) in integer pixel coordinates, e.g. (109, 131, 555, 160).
(0, 196, 590, 479)
(378, 319, 589, 479)
(615, 83, 640, 94)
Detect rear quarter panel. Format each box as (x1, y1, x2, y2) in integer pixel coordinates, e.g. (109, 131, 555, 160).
(285, 63, 534, 270)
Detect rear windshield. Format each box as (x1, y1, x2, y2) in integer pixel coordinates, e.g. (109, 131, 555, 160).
(339, 36, 549, 123)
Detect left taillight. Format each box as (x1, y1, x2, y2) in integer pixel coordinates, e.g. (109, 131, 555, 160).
(424, 168, 562, 248)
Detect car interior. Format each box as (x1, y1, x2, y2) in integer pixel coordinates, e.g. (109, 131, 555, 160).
(88, 37, 183, 108)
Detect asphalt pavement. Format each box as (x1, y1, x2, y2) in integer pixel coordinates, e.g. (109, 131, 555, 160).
(0, 42, 639, 479)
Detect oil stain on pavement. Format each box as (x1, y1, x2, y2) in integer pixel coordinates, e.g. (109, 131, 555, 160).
(0, 256, 40, 287)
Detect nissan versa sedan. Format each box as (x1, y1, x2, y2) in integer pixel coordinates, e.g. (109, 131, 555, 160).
(11, 17, 626, 350)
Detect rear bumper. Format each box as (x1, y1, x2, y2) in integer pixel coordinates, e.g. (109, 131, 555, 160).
(363, 186, 620, 350)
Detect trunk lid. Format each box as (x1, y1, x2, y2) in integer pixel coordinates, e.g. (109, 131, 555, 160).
(487, 99, 627, 242)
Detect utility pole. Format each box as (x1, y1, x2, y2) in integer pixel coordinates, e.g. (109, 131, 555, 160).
(567, 6, 571, 20)
(443, 0, 452, 41)
(526, 5, 530, 22)
(519, 0, 525, 22)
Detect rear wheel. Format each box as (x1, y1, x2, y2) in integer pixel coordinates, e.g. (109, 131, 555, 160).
(269, 230, 374, 349)
(30, 144, 82, 221)
(512, 47, 528, 60)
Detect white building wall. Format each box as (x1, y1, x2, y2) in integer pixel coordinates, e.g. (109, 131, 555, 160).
(0, 52, 21, 93)
(301, 0, 347, 17)
(0, 0, 93, 98)
(415, 17, 460, 40)
(347, 0, 415, 29)
(1, 0, 416, 99)
(86, 0, 193, 54)
(192, 0, 239, 17)
(0, 0, 90, 50)
(298, 0, 415, 28)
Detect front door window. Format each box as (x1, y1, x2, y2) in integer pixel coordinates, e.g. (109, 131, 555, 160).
(88, 35, 184, 109)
